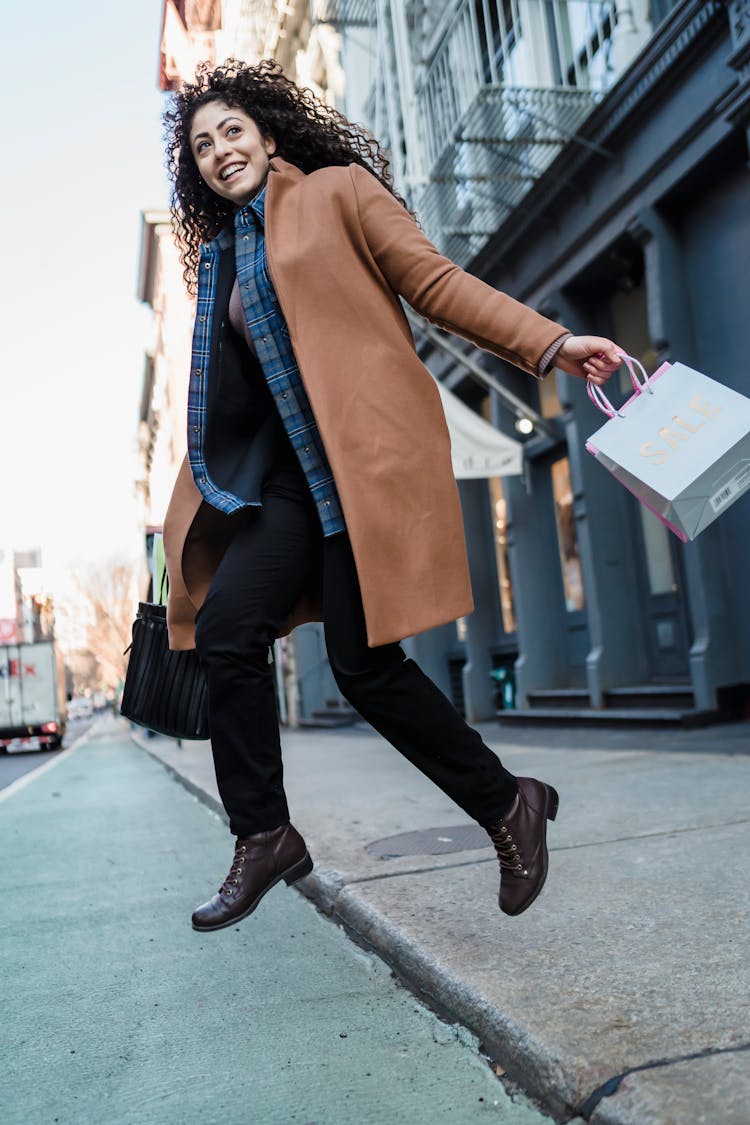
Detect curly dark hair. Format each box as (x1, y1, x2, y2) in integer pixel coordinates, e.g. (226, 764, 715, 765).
(163, 58, 409, 290)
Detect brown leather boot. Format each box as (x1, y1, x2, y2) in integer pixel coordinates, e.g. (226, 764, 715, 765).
(191, 823, 313, 932)
(487, 777, 559, 917)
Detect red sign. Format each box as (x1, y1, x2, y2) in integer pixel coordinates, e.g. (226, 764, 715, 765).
(8, 660, 36, 677)
(0, 619, 18, 643)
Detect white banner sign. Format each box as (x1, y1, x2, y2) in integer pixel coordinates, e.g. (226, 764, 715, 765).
(435, 381, 523, 479)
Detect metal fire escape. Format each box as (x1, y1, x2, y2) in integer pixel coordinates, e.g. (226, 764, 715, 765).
(312, 0, 627, 267)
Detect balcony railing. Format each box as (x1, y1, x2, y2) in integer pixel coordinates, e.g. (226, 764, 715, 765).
(411, 0, 621, 263)
(311, 1, 637, 264)
(310, 0, 376, 26)
(417, 0, 618, 156)
(417, 84, 601, 264)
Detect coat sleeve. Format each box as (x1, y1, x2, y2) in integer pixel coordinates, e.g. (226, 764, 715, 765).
(349, 163, 569, 379)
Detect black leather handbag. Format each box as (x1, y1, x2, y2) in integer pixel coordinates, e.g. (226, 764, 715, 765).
(120, 575, 209, 740)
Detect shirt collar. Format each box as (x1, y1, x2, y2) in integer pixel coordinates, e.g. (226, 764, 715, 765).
(235, 181, 267, 231)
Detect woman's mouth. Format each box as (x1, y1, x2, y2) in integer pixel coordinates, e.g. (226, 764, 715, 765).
(220, 163, 246, 182)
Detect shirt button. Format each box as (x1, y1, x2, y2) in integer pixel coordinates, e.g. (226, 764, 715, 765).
(198, 476, 205, 483)
(195, 369, 202, 376)
(243, 235, 249, 241)
(198, 315, 206, 323)
(281, 392, 288, 399)
(324, 500, 331, 506)
(204, 262, 210, 269)
(193, 425, 199, 433)
(244, 283, 250, 291)
(303, 445, 310, 453)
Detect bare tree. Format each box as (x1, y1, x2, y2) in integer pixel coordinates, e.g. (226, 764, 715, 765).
(58, 559, 145, 695)
(65, 648, 100, 699)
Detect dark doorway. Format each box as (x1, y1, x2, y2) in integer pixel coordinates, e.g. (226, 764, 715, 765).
(628, 501, 691, 680)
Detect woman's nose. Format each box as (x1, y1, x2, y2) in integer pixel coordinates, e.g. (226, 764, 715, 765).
(214, 135, 231, 159)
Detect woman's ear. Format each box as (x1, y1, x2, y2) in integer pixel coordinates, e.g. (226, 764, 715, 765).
(264, 135, 277, 157)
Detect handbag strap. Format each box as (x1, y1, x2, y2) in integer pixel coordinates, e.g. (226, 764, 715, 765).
(123, 564, 169, 657)
(158, 566, 169, 606)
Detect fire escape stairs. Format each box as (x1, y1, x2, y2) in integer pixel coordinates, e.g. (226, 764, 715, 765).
(311, 0, 616, 267)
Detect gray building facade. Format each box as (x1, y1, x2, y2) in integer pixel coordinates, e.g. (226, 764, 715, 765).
(316, 0, 750, 725)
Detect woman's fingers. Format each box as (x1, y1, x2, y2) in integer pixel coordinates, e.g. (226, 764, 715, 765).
(558, 336, 623, 382)
(583, 352, 616, 383)
(584, 368, 612, 386)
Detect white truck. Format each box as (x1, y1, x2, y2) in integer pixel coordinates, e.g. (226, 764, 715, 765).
(0, 641, 67, 752)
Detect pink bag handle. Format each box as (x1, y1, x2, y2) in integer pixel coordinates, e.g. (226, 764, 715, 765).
(618, 352, 654, 395)
(586, 379, 622, 417)
(586, 351, 654, 418)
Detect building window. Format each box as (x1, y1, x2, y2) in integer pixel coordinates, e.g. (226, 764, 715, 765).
(610, 280, 659, 397)
(639, 507, 677, 596)
(488, 476, 517, 633)
(551, 457, 585, 611)
(608, 253, 680, 600)
(539, 370, 563, 418)
(549, 0, 617, 91)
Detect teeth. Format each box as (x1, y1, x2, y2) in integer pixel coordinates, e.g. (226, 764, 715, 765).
(221, 164, 244, 180)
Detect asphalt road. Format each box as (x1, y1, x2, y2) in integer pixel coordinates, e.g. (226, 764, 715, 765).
(0, 715, 96, 790)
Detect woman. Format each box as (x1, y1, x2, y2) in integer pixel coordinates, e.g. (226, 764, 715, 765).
(162, 59, 621, 932)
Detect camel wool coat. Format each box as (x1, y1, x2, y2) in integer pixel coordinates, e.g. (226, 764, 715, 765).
(163, 156, 568, 650)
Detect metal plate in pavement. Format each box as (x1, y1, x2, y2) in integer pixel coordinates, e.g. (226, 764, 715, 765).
(366, 824, 490, 858)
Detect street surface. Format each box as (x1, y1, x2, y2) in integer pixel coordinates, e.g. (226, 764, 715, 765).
(0, 716, 555, 1125)
(0, 746, 59, 789)
(0, 715, 95, 790)
(138, 715, 750, 1123)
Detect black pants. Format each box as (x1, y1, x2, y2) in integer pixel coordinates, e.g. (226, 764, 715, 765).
(194, 465, 518, 837)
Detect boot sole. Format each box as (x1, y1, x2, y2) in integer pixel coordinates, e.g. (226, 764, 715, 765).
(502, 784, 559, 918)
(191, 851, 314, 932)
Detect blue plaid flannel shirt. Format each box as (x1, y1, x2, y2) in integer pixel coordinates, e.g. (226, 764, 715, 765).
(186, 183, 345, 536)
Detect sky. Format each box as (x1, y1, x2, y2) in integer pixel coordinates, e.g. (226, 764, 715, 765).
(2, 0, 172, 599)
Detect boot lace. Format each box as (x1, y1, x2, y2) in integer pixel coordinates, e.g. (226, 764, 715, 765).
(220, 841, 247, 896)
(489, 823, 527, 878)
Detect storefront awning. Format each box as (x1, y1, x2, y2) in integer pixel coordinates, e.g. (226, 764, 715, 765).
(435, 380, 523, 479)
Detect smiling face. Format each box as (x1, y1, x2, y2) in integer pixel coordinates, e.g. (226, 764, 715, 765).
(189, 100, 276, 206)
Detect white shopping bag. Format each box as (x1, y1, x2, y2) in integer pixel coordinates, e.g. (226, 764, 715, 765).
(586, 356, 750, 541)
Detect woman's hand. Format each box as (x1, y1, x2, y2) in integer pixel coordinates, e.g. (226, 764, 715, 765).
(555, 336, 623, 386)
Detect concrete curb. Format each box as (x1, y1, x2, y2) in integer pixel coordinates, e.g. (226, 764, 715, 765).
(131, 727, 594, 1121)
(299, 878, 577, 1119)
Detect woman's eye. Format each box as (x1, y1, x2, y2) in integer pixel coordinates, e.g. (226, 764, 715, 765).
(196, 141, 209, 154)
(227, 125, 241, 136)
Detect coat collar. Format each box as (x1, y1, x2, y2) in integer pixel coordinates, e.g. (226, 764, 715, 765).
(268, 155, 306, 182)
(205, 157, 306, 255)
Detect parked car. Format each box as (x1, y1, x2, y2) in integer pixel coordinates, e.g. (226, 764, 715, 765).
(67, 697, 94, 722)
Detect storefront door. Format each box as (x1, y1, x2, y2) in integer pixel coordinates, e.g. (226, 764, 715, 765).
(550, 452, 590, 685)
(608, 267, 692, 681)
(630, 502, 692, 680)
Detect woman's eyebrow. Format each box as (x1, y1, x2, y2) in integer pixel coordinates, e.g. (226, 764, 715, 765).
(192, 116, 242, 143)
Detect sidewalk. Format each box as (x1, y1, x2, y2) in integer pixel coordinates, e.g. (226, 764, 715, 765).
(135, 716, 750, 1124)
